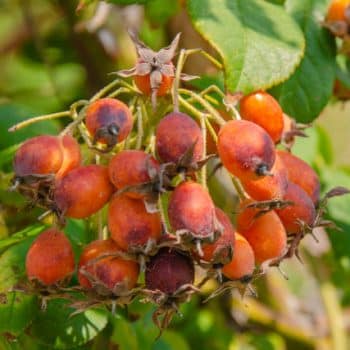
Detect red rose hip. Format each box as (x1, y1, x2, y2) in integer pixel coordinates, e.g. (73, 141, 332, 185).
(156, 112, 203, 164)
(145, 248, 194, 295)
(168, 181, 216, 240)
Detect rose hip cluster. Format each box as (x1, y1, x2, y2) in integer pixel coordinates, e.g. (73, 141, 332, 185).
(10, 33, 343, 330)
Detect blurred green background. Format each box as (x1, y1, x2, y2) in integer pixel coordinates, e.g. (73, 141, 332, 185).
(1, 1, 350, 349)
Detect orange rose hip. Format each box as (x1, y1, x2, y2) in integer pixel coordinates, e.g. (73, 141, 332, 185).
(54, 165, 114, 219)
(222, 233, 255, 280)
(108, 194, 162, 251)
(78, 239, 139, 291)
(108, 150, 159, 199)
(240, 91, 284, 143)
(85, 98, 133, 146)
(218, 120, 276, 181)
(26, 228, 75, 285)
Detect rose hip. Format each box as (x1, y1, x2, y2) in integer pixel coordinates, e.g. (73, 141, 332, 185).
(168, 181, 216, 239)
(145, 248, 194, 295)
(108, 194, 162, 251)
(78, 239, 139, 291)
(276, 183, 316, 234)
(277, 150, 320, 204)
(26, 228, 75, 285)
(222, 233, 255, 280)
(200, 208, 235, 265)
(156, 112, 203, 164)
(54, 165, 114, 219)
(218, 120, 276, 180)
(108, 150, 159, 199)
(85, 98, 133, 146)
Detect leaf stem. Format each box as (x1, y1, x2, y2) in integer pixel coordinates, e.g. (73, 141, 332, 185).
(179, 88, 226, 126)
(8, 111, 71, 132)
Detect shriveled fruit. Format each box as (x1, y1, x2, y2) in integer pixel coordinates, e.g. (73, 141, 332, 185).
(108, 150, 159, 199)
(85, 98, 133, 146)
(200, 208, 235, 265)
(239, 211, 287, 264)
(240, 91, 284, 143)
(56, 134, 81, 179)
(26, 228, 74, 285)
(222, 233, 255, 280)
(78, 239, 139, 291)
(218, 120, 276, 180)
(276, 183, 316, 234)
(168, 181, 216, 240)
(108, 194, 162, 252)
(134, 68, 174, 97)
(117, 32, 180, 106)
(240, 154, 288, 201)
(326, 0, 350, 21)
(14, 135, 63, 177)
(54, 165, 114, 219)
(145, 248, 194, 294)
(156, 112, 204, 164)
(277, 150, 320, 204)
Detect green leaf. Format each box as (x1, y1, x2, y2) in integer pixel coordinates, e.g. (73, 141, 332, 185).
(335, 55, 350, 89)
(0, 292, 37, 336)
(145, 0, 180, 25)
(0, 236, 36, 292)
(0, 104, 61, 150)
(292, 125, 333, 167)
(110, 316, 138, 350)
(64, 219, 93, 262)
(154, 331, 191, 350)
(270, 0, 336, 123)
(187, 0, 305, 93)
(30, 299, 108, 349)
(321, 167, 350, 259)
(0, 224, 45, 253)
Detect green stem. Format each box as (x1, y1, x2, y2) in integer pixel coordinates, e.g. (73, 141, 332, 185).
(199, 114, 207, 189)
(8, 111, 71, 132)
(179, 88, 226, 126)
(231, 176, 248, 200)
(173, 49, 187, 112)
(136, 106, 143, 150)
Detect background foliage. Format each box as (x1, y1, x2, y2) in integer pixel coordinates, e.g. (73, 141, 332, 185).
(0, 0, 350, 349)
